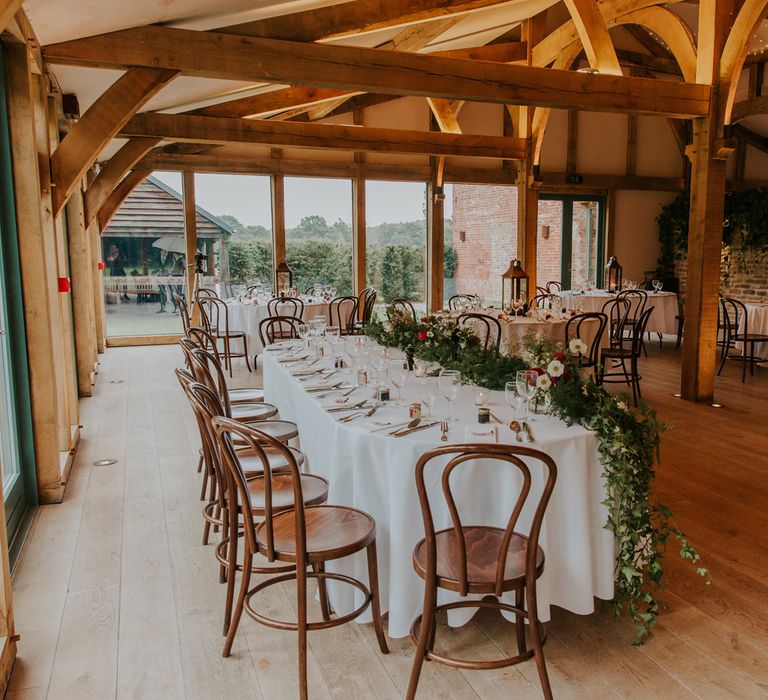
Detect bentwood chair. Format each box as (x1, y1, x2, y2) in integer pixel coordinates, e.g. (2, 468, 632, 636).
(674, 298, 684, 351)
(545, 280, 563, 293)
(184, 328, 265, 405)
(718, 297, 768, 382)
(599, 306, 654, 406)
(448, 293, 479, 310)
(328, 296, 358, 335)
(182, 382, 326, 636)
(616, 289, 648, 354)
(259, 316, 303, 347)
(564, 312, 607, 370)
(194, 288, 219, 302)
(214, 418, 389, 699)
(352, 288, 377, 334)
(173, 292, 192, 331)
(600, 297, 631, 350)
(268, 296, 304, 320)
(457, 312, 501, 351)
(391, 297, 417, 322)
(198, 296, 252, 376)
(406, 444, 557, 700)
(528, 294, 557, 310)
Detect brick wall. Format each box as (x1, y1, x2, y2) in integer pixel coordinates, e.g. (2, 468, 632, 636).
(675, 245, 768, 305)
(451, 187, 597, 297)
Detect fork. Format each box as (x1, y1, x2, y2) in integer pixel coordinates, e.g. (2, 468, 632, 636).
(440, 420, 449, 441)
(339, 405, 378, 422)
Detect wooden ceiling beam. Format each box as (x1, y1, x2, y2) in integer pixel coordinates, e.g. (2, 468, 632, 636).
(732, 94, 768, 120)
(732, 123, 768, 153)
(43, 26, 710, 118)
(97, 168, 151, 230)
(83, 136, 160, 226)
(50, 67, 177, 216)
(0, 0, 23, 33)
(119, 112, 527, 160)
(215, 0, 518, 42)
(426, 98, 464, 133)
(562, 0, 622, 75)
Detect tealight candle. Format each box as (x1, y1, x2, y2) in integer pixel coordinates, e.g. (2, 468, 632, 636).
(414, 362, 427, 378)
(474, 390, 487, 406)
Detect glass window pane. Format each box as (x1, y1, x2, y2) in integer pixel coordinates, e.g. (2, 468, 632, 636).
(366, 181, 426, 309)
(570, 201, 600, 289)
(538, 199, 564, 289)
(284, 177, 353, 296)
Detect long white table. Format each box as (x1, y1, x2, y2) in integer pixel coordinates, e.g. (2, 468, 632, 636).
(557, 291, 679, 335)
(262, 345, 614, 638)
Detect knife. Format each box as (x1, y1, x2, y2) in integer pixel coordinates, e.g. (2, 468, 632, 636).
(522, 421, 535, 443)
(392, 421, 439, 438)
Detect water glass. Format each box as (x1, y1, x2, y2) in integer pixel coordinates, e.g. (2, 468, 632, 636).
(505, 381, 522, 419)
(388, 359, 407, 404)
(417, 378, 437, 417)
(652, 279, 663, 293)
(438, 369, 461, 422)
(516, 369, 538, 420)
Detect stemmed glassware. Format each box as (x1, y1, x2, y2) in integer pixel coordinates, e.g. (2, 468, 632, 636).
(297, 323, 311, 351)
(388, 359, 407, 404)
(516, 369, 538, 421)
(652, 279, 663, 294)
(505, 380, 522, 419)
(438, 369, 461, 422)
(511, 298, 523, 317)
(417, 377, 436, 417)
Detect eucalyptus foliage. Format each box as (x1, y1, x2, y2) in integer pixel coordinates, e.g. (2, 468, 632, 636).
(366, 307, 708, 642)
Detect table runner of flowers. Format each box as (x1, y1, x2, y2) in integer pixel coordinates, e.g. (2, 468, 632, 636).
(366, 306, 708, 642)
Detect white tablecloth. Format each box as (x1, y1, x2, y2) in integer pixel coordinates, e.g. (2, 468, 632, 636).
(225, 300, 330, 354)
(740, 303, 768, 357)
(557, 291, 678, 335)
(262, 347, 614, 639)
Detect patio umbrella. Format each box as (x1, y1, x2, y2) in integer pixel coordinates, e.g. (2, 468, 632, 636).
(151, 235, 186, 254)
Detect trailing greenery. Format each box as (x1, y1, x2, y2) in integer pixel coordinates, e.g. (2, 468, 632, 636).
(657, 189, 768, 279)
(366, 306, 708, 642)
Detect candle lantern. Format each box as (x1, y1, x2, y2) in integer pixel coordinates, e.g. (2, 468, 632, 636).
(275, 258, 293, 296)
(605, 256, 623, 293)
(501, 259, 529, 310)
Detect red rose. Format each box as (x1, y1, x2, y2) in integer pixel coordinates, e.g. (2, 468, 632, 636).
(420, 316, 429, 322)
(532, 367, 545, 376)
(417, 329, 428, 341)
(553, 352, 566, 362)
(562, 369, 571, 382)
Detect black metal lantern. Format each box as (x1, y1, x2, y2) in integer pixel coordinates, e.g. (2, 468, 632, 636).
(605, 256, 623, 293)
(275, 259, 293, 296)
(501, 259, 528, 310)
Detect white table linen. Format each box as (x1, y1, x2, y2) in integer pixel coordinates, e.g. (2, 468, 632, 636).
(739, 302, 768, 357)
(262, 346, 614, 639)
(226, 299, 330, 355)
(557, 291, 678, 335)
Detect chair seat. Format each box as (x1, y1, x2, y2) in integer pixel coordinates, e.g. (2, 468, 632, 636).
(216, 329, 246, 338)
(233, 420, 299, 445)
(238, 445, 305, 474)
(601, 348, 631, 360)
(255, 505, 376, 562)
(733, 333, 768, 342)
(244, 473, 328, 514)
(231, 402, 278, 422)
(412, 526, 544, 594)
(229, 387, 265, 404)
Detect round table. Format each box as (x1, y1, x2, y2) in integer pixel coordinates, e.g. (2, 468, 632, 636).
(225, 299, 330, 355)
(557, 291, 679, 335)
(262, 346, 614, 639)
(740, 302, 768, 358)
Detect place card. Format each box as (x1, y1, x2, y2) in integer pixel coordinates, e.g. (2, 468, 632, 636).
(464, 425, 498, 443)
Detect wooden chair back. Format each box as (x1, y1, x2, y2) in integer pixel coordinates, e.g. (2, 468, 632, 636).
(328, 296, 358, 334)
(360, 288, 377, 324)
(198, 296, 233, 337)
(213, 417, 306, 565)
(391, 298, 417, 322)
(448, 294, 479, 310)
(185, 325, 218, 353)
(187, 345, 235, 416)
(600, 297, 630, 347)
(267, 296, 304, 319)
(616, 289, 648, 324)
(457, 313, 501, 351)
(414, 444, 557, 597)
(194, 288, 219, 302)
(545, 281, 563, 293)
(173, 293, 191, 331)
(528, 294, 556, 310)
(564, 312, 607, 368)
(626, 306, 655, 359)
(259, 315, 302, 347)
(720, 297, 747, 340)
(357, 287, 374, 320)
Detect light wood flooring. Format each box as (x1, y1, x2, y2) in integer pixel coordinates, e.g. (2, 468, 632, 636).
(6, 342, 768, 699)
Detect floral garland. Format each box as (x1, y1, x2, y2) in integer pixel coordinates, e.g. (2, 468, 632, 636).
(366, 306, 707, 642)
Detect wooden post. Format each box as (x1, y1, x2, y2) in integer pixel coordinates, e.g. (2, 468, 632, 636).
(680, 115, 727, 402)
(3, 41, 65, 502)
(89, 219, 106, 353)
(65, 185, 97, 396)
(182, 171, 197, 324)
(426, 163, 444, 312)
(352, 177, 366, 295)
(0, 476, 17, 695)
(271, 174, 286, 291)
(517, 156, 538, 292)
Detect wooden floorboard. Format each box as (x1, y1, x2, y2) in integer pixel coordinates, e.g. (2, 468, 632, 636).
(6, 341, 768, 699)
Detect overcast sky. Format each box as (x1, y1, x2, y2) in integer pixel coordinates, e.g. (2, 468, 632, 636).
(153, 172, 452, 229)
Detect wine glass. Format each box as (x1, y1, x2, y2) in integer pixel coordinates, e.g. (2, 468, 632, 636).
(388, 359, 407, 404)
(417, 377, 436, 417)
(505, 380, 522, 419)
(652, 279, 663, 294)
(511, 298, 523, 317)
(438, 369, 461, 422)
(311, 315, 327, 336)
(297, 323, 310, 350)
(516, 369, 538, 421)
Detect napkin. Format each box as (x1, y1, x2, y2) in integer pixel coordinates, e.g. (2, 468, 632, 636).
(464, 425, 498, 443)
(355, 419, 411, 433)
